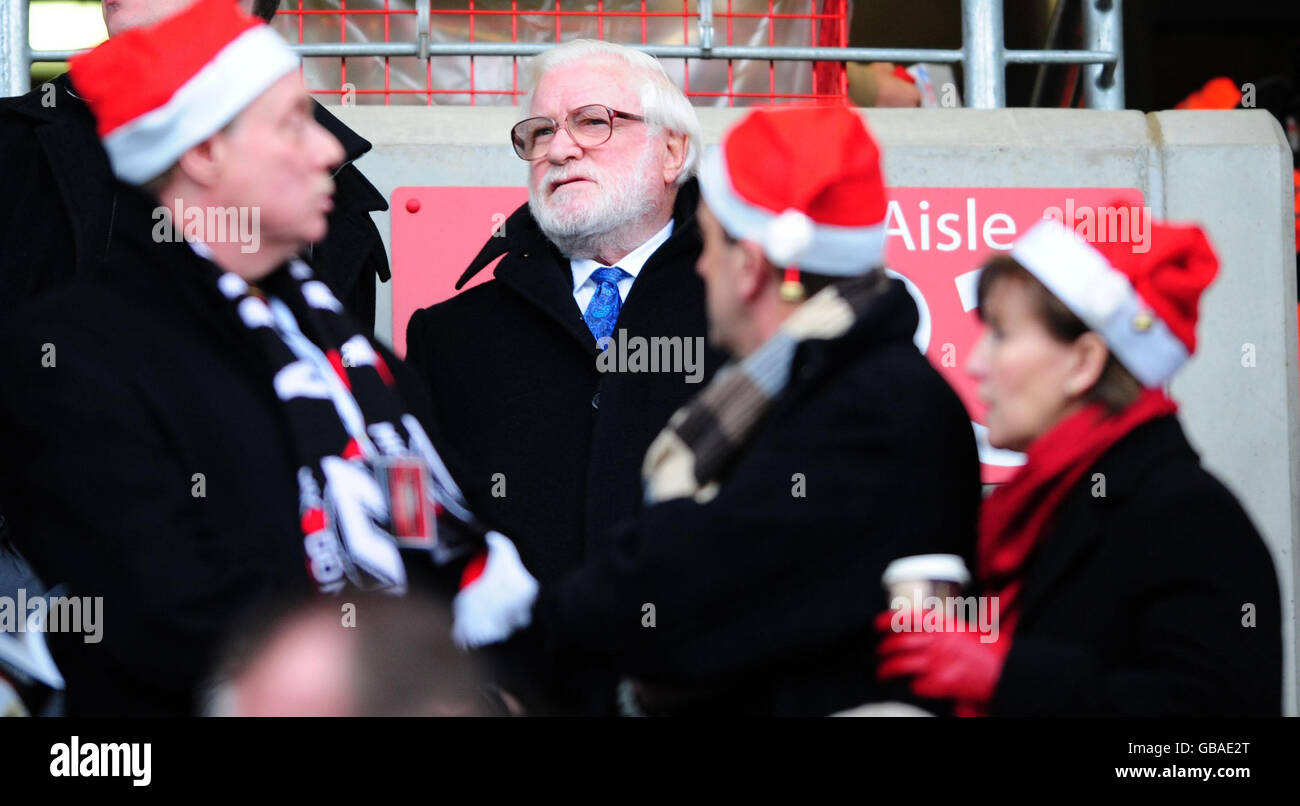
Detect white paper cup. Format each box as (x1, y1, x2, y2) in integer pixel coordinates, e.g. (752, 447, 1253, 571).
(882, 554, 971, 604)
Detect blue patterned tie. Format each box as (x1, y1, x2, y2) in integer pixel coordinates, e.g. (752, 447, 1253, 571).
(583, 266, 630, 345)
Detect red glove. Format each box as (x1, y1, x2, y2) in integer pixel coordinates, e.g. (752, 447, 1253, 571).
(874, 610, 1007, 713)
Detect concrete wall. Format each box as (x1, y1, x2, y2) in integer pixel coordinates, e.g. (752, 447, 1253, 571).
(334, 105, 1300, 713)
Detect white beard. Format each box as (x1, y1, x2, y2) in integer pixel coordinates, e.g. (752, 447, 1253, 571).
(528, 146, 662, 260)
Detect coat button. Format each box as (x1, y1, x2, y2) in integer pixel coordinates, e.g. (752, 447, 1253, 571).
(591, 392, 600, 409)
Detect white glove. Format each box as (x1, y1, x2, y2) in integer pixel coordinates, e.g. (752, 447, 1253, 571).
(452, 531, 539, 649)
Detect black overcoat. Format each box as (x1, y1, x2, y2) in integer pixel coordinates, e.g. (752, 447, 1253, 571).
(990, 415, 1283, 716)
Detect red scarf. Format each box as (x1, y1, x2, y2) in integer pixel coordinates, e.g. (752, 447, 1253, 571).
(977, 388, 1178, 643)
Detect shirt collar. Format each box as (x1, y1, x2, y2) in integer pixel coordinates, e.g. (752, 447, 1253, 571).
(571, 219, 674, 292)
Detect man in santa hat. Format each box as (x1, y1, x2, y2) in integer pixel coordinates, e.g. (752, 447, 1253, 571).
(0, 0, 521, 715)
(0, 0, 392, 709)
(464, 105, 982, 715)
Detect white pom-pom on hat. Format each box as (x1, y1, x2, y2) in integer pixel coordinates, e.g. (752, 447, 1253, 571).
(763, 209, 815, 267)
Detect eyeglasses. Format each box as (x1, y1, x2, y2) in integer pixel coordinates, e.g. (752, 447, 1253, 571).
(511, 104, 645, 161)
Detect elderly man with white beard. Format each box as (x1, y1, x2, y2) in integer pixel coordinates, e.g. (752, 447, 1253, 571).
(405, 40, 723, 712)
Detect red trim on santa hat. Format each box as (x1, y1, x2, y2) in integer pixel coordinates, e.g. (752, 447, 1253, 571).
(70, 0, 298, 184)
(723, 105, 886, 228)
(698, 105, 890, 275)
(70, 0, 263, 137)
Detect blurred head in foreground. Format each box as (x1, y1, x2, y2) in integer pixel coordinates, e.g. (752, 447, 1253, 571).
(207, 593, 516, 717)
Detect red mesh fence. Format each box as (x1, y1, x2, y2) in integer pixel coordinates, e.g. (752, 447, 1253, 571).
(272, 0, 848, 106)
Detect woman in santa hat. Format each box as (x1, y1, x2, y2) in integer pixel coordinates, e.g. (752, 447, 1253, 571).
(876, 213, 1283, 716)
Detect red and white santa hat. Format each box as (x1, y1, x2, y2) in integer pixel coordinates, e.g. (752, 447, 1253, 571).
(1009, 210, 1220, 387)
(69, 0, 299, 185)
(698, 104, 889, 290)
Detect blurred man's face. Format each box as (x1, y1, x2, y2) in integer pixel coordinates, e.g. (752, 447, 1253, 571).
(695, 201, 749, 355)
(207, 72, 343, 253)
(101, 0, 196, 37)
(525, 58, 676, 254)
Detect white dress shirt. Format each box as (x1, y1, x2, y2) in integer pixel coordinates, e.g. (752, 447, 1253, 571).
(570, 220, 674, 312)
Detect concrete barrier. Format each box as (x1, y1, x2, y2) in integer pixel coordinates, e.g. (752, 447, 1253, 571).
(334, 105, 1299, 713)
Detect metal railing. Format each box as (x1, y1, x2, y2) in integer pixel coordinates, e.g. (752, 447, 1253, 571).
(0, 0, 1124, 108)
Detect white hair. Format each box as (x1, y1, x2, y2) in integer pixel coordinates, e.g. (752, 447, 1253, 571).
(522, 39, 701, 185)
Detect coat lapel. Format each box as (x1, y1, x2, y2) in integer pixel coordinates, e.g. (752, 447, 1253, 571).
(621, 180, 701, 309)
(495, 245, 596, 353)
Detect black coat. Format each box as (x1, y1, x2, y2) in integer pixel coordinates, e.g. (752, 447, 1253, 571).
(534, 279, 983, 716)
(991, 415, 1283, 716)
(404, 179, 727, 585)
(306, 101, 392, 335)
(0, 75, 111, 315)
(0, 76, 390, 332)
(0, 182, 431, 716)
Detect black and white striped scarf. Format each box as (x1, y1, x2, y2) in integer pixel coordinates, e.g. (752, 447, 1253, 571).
(204, 250, 481, 595)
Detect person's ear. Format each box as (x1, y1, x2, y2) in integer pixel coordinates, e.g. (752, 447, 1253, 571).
(662, 131, 688, 185)
(735, 240, 771, 302)
(176, 136, 224, 189)
(1063, 331, 1110, 398)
